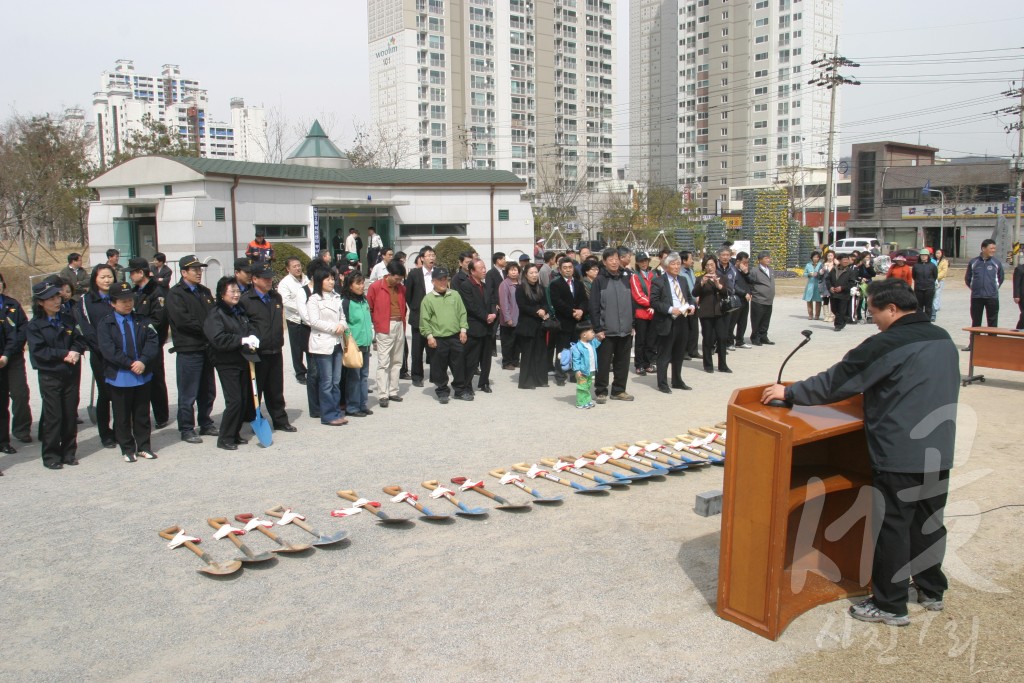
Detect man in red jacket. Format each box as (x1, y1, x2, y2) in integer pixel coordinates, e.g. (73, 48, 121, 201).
(630, 252, 656, 375)
(366, 260, 408, 408)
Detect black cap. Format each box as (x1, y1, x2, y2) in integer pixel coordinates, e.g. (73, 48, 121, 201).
(127, 257, 150, 273)
(431, 267, 449, 280)
(518, 253, 531, 262)
(32, 281, 61, 300)
(109, 282, 135, 300)
(636, 252, 650, 262)
(179, 255, 207, 269)
(234, 257, 254, 273)
(250, 263, 274, 279)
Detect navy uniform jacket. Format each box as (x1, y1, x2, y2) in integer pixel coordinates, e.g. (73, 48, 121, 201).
(26, 313, 87, 376)
(96, 313, 160, 381)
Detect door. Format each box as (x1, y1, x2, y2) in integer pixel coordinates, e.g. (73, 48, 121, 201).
(112, 218, 134, 258)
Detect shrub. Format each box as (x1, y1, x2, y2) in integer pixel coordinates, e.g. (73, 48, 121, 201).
(433, 236, 478, 275)
(270, 242, 312, 283)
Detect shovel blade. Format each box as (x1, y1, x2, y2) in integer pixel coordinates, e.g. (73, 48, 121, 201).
(271, 543, 312, 553)
(313, 530, 349, 545)
(198, 560, 242, 575)
(572, 486, 611, 494)
(455, 508, 488, 517)
(238, 550, 275, 563)
(251, 411, 273, 447)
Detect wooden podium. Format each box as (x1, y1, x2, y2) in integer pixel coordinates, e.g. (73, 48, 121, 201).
(717, 385, 874, 640)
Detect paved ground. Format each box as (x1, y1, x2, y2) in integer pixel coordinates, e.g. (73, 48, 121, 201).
(1, 275, 1021, 682)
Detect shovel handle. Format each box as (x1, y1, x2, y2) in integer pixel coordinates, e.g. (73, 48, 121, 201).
(450, 476, 500, 500)
(263, 506, 318, 535)
(539, 458, 597, 482)
(382, 485, 402, 496)
(336, 489, 360, 503)
(206, 517, 246, 549)
(158, 525, 207, 560)
(421, 479, 463, 505)
(233, 512, 281, 540)
(488, 468, 508, 478)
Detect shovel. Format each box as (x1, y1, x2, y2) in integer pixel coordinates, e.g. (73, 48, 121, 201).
(88, 377, 97, 425)
(675, 434, 725, 465)
(566, 452, 636, 485)
(206, 517, 275, 563)
(421, 480, 488, 516)
(382, 485, 452, 521)
(488, 469, 564, 504)
(662, 437, 714, 464)
(597, 447, 668, 479)
(538, 458, 630, 488)
(264, 505, 349, 546)
(613, 443, 680, 472)
(511, 463, 610, 494)
(450, 476, 531, 510)
(336, 489, 413, 525)
(636, 440, 708, 469)
(233, 513, 312, 553)
(679, 432, 726, 457)
(248, 360, 273, 447)
(159, 525, 242, 576)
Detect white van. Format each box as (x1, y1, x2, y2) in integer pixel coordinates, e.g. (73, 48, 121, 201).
(828, 237, 881, 255)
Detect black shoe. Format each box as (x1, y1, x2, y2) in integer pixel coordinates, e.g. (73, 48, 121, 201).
(388, 395, 403, 402)
(14, 435, 32, 444)
(137, 450, 158, 459)
(234, 436, 249, 445)
(478, 385, 492, 393)
(181, 431, 203, 444)
(412, 379, 424, 387)
(704, 367, 714, 374)
(349, 411, 367, 417)
(101, 438, 116, 449)
(555, 379, 566, 386)
(635, 367, 647, 376)
(363, 409, 374, 416)
(763, 340, 775, 345)
(64, 459, 79, 466)
(379, 399, 389, 408)
(658, 387, 672, 394)
(277, 424, 297, 432)
(683, 355, 693, 361)
(454, 393, 474, 401)
(45, 462, 63, 470)
(672, 382, 693, 391)
(400, 372, 412, 380)
(154, 421, 169, 430)
(199, 426, 220, 437)
(217, 442, 238, 451)
(0, 444, 16, 454)
(439, 396, 450, 404)
(751, 340, 763, 346)
(718, 366, 733, 373)
(76, 418, 84, 424)
(501, 363, 515, 370)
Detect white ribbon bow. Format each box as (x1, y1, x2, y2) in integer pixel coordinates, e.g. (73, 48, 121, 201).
(593, 453, 612, 465)
(429, 487, 454, 499)
(551, 460, 573, 472)
(330, 507, 363, 517)
(213, 524, 244, 540)
(242, 517, 274, 532)
(644, 442, 663, 452)
(277, 509, 306, 526)
(526, 465, 548, 479)
(457, 479, 483, 492)
(167, 530, 199, 549)
(610, 448, 626, 459)
(626, 445, 644, 456)
(391, 491, 418, 504)
(352, 498, 377, 508)
(499, 473, 524, 485)
(574, 457, 593, 468)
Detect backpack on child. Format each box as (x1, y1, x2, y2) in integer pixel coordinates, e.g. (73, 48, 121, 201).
(558, 346, 573, 373)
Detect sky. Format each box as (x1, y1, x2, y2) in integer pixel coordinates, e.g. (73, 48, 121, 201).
(2, 1, 1022, 163)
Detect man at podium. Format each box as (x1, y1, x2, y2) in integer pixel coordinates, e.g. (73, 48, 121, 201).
(761, 279, 959, 627)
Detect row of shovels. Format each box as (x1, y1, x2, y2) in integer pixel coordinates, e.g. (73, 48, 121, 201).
(159, 425, 727, 576)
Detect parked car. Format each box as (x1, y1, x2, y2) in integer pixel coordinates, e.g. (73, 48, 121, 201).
(828, 237, 881, 256)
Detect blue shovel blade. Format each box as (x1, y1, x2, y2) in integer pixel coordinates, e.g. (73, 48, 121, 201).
(594, 476, 632, 486)
(251, 411, 273, 447)
(455, 502, 488, 516)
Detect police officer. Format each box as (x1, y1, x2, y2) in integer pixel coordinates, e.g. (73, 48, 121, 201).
(128, 257, 169, 429)
(239, 263, 296, 432)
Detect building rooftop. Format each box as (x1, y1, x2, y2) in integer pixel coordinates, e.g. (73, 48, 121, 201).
(287, 120, 346, 160)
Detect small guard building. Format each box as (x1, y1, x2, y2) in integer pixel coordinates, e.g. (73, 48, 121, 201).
(87, 122, 533, 279)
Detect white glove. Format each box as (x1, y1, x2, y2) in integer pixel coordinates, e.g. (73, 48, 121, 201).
(241, 335, 260, 350)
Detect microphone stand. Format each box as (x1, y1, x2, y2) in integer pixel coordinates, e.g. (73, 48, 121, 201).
(766, 331, 813, 408)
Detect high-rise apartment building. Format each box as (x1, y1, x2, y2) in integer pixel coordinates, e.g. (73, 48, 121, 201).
(92, 60, 267, 165)
(631, 0, 841, 213)
(368, 0, 615, 197)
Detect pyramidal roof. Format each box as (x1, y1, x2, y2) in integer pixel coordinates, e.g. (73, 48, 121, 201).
(287, 120, 345, 159)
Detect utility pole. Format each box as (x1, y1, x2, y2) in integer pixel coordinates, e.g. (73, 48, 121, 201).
(810, 38, 859, 246)
(1002, 75, 1024, 266)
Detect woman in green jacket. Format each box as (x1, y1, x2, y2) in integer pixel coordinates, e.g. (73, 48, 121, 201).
(341, 271, 374, 417)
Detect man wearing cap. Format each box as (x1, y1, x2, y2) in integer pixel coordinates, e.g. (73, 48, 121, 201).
(246, 231, 274, 264)
(745, 251, 777, 346)
(419, 267, 469, 404)
(912, 249, 939, 321)
(166, 255, 218, 444)
(97, 282, 160, 463)
(240, 263, 296, 432)
(278, 256, 311, 385)
(59, 253, 90, 297)
(233, 257, 254, 294)
(24, 281, 87, 469)
(128, 257, 169, 429)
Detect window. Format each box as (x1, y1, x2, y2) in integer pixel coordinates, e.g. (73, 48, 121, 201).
(163, 185, 172, 196)
(721, 112, 728, 119)
(498, 209, 509, 221)
(721, 45, 729, 53)
(755, 52, 768, 61)
(127, 187, 136, 198)
(254, 224, 307, 239)
(754, 154, 767, 162)
(721, 128, 728, 136)
(721, 61, 728, 69)
(754, 137, 767, 145)
(755, 0, 768, 7)
(399, 223, 468, 237)
(214, 207, 225, 221)
(755, 17, 768, 26)
(755, 35, 768, 44)
(755, 69, 768, 78)
(721, 28, 729, 36)
(721, 94, 728, 103)
(754, 86, 768, 95)
(754, 103, 768, 112)
(720, 161, 728, 168)
(755, 121, 768, 129)
(721, 144, 728, 152)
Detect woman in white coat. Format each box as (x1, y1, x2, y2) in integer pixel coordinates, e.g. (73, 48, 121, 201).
(306, 269, 348, 426)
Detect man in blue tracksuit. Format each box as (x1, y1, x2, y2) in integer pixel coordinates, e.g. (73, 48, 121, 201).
(963, 238, 1004, 344)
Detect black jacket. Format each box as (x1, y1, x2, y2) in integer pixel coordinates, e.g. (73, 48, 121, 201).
(484, 267, 504, 316)
(204, 302, 258, 366)
(404, 266, 432, 326)
(650, 272, 696, 335)
(1013, 264, 1024, 300)
(912, 261, 938, 292)
(826, 267, 858, 300)
(589, 268, 634, 337)
(73, 290, 115, 353)
(152, 265, 174, 291)
(166, 280, 215, 353)
(548, 275, 586, 334)
(786, 313, 959, 473)
(96, 312, 160, 381)
(26, 313, 87, 376)
(514, 284, 547, 338)
(1, 296, 29, 355)
(239, 287, 285, 353)
(0, 306, 18, 360)
(133, 279, 168, 345)
(458, 277, 493, 338)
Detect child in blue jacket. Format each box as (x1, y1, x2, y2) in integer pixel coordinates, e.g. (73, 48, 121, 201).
(570, 322, 600, 409)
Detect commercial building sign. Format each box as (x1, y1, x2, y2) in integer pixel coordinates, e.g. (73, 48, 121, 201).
(901, 202, 1019, 220)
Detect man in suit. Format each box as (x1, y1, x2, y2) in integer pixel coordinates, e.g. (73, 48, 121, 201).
(404, 246, 436, 387)
(650, 252, 696, 393)
(746, 250, 777, 346)
(485, 252, 505, 359)
(458, 259, 497, 393)
(549, 256, 586, 386)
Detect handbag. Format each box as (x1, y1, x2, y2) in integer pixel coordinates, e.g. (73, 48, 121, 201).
(342, 333, 363, 369)
(541, 316, 561, 332)
(722, 292, 742, 314)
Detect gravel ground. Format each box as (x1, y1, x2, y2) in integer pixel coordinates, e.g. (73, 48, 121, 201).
(0, 275, 1021, 682)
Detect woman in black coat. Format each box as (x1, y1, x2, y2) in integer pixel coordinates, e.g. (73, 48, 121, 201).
(514, 264, 552, 389)
(73, 264, 117, 447)
(696, 255, 731, 374)
(203, 277, 258, 451)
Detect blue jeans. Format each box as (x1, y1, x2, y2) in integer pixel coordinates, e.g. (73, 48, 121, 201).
(344, 347, 370, 414)
(313, 347, 343, 423)
(176, 351, 216, 434)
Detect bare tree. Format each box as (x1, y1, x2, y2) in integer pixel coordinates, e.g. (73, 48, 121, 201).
(257, 104, 299, 164)
(345, 119, 415, 169)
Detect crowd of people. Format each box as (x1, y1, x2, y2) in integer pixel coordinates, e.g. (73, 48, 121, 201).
(0, 235, 1019, 474)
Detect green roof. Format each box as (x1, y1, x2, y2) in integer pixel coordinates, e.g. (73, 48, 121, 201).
(287, 120, 345, 159)
(167, 156, 526, 186)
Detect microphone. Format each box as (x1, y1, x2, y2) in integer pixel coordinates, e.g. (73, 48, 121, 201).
(767, 330, 813, 408)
